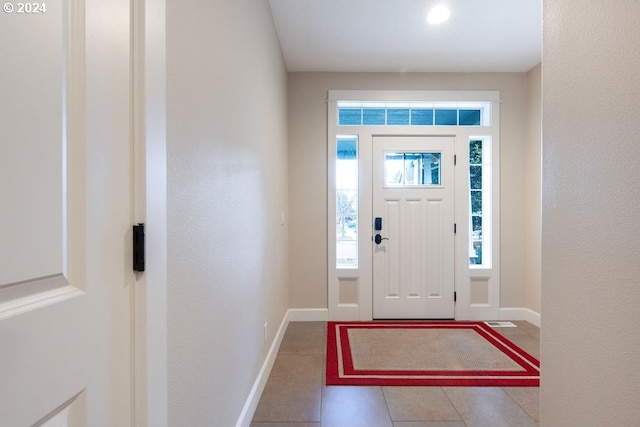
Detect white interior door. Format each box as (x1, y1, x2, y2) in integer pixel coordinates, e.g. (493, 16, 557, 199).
(372, 136, 455, 319)
(0, 1, 134, 426)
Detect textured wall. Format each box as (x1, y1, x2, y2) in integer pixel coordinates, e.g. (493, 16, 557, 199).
(525, 64, 542, 315)
(288, 72, 529, 309)
(166, 1, 289, 425)
(541, 1, 640, 424)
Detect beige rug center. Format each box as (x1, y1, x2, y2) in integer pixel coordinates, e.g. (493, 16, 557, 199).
(347, 328, 524, 371)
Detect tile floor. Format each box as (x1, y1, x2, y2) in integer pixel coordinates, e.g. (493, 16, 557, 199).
(251, 321, 540, 427)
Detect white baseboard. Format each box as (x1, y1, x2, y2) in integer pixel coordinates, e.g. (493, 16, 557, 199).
(235, 310, 291, 427)
(499, 307, 541, 327)
(499, 307, 526, 321)
(525, 308, 541, 327)
(287, 308, 329, 322)
(235, 308, 329, 426)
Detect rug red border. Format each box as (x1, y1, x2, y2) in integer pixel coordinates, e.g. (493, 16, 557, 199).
(326, 321, 540, 387)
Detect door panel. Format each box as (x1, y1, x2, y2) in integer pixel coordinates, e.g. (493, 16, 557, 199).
(373, 137, 455, 319)
(0, 1, 133, 425)
(382, 199, 401, 297)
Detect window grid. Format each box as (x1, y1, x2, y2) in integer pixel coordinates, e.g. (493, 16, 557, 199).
(338, 107, 482, 126)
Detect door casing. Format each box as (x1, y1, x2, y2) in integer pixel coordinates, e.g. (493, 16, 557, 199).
(132, 1, 168, 426)
(327, 90, 501, 322)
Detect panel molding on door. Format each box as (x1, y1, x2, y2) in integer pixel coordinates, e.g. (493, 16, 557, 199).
(0, 0, 86, 320)
(372, 136, 455, 319)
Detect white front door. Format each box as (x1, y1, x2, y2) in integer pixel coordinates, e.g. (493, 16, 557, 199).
(372, 136, 455, 319)
(0, 1, 134, 425)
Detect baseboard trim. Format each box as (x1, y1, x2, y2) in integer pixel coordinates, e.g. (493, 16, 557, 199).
(235, 310, 291, 427)
(525, 308, 541, 327)
(287, 308, 329, 322)
(499, 307, 541, 327)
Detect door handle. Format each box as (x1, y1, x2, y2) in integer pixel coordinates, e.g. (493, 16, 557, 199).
(374, 234, 389, 244)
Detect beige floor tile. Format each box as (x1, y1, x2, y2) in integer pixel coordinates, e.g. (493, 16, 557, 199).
(393, 422, 467, 427)
(443, 387, 537, 427)
(502, 386, 540, 422)
(512, 321, 540, 339)
(321, 386, 393, 427)
(279, 321, 326, 355)
(382, 387, 462, 422)
(488, 325, 529, 338)
(252, 354, 323, 422)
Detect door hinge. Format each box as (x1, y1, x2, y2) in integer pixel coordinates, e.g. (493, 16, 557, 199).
(133, 223, 145, 272)
(454, 154, 457, 165)
(454, 223, 457, 234)
(454, 291, 457, 302)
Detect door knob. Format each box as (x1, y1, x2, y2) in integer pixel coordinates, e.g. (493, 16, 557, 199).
(374, 234, 389, 244)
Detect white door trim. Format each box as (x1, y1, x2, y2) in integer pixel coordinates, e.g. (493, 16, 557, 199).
(327, 90, 501, 321)
(132, 1, 167, 426)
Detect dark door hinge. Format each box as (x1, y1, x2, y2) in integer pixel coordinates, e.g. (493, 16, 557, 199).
(133, 223, 145, 272)
(454, 154, 457, 165)
(454, 223, 457, 234)
(454, 291, 457, 302)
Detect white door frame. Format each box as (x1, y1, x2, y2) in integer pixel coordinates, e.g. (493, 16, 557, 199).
(327, 90, 501, 321)
(132, 1, 168, 426)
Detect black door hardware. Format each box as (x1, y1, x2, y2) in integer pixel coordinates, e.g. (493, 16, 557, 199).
(133, 223, 145, 272)
(374, 234, 389, 244)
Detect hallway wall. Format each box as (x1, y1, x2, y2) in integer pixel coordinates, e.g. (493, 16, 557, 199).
(288, 72, 530, 310)
(541, 1, 640, 424)
(166, 1, 289, 425)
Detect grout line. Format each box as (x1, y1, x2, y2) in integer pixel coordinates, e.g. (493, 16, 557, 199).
(500, 386, 539, 424)
(379, 385, 394, 422)
(441, 386, 468, 427)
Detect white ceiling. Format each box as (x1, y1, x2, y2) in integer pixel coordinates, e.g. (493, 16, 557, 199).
(268, 0, 541, 73)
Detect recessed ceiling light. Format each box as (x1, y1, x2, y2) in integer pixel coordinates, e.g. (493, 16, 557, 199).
(426, 4, 451, 25)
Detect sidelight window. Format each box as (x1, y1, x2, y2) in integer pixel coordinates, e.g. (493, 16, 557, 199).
(336, 136, 359, 268)
(469, 138, 491, 268)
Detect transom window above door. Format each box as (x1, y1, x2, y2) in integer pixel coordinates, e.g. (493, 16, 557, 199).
(337, 101, 491, 127)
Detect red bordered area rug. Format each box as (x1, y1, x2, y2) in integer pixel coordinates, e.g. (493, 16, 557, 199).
(326, 321, 539, 387)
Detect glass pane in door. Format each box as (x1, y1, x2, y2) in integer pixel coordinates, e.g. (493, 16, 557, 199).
(384, 152, 441, 186)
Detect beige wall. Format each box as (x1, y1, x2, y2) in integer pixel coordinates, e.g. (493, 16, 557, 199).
(288, 72, 529, 310)
(525, 64, 542, 314)
(541, 1, 640, 424)
(166, 0, 289, 425)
